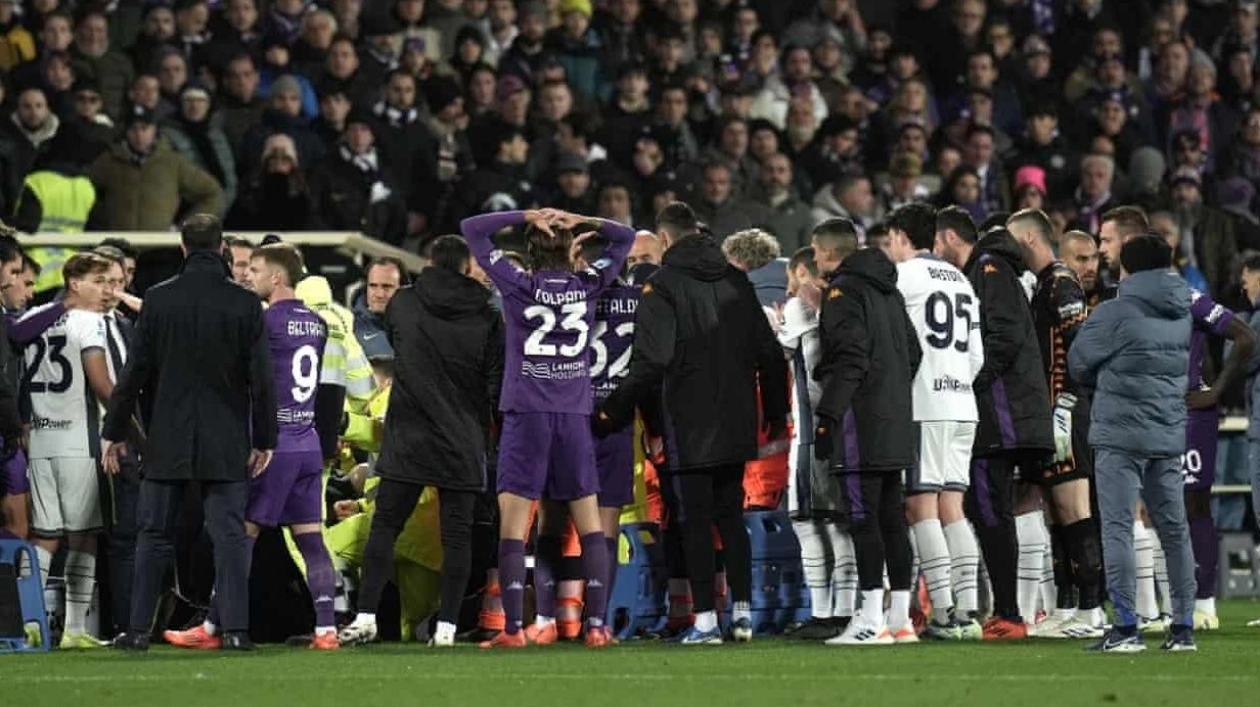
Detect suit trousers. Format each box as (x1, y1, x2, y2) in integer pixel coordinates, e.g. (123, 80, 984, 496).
(130, 479, 249, 634)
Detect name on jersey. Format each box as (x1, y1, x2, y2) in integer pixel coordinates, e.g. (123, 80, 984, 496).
(926, 266, 965, 283)
(31, 415, 72, 431)
(596, 297, 637, 317)
(522, 359, 587, 381)
(932, 375, 972, 394)
(287, 320, 327, 337)
(535, 289, 587, 306)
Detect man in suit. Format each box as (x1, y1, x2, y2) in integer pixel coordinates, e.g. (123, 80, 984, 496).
(107, 214, 277, 652)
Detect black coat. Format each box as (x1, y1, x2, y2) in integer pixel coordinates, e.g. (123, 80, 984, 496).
(376, 267, 504, 492)
(102, 251, 277, 481)
(602, 235, 788, 473)
(962, 230, 1053, 457)
(814, 248, 921, 473)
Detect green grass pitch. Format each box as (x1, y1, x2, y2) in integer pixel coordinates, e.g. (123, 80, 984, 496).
(7, 601, 1260, 707)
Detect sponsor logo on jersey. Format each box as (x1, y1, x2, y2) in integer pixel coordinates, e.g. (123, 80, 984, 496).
(932, 375, 972, 394)
(31, 416, 72, 431)
(1057, 301, 1085, 319)
(489, 249, 503, 265)
(521, 359, 587, 380)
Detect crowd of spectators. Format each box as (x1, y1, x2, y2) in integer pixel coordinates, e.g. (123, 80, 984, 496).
(1, 0, 1259, 305)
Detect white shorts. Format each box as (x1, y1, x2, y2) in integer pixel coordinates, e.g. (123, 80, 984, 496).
(29, 457, 102, 537)
(907, 421, 976, 494)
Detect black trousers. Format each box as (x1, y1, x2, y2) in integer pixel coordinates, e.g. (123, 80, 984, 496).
(660, 464, 751, 613)
(101, 457, 141, 635)
(966, 453, 1021, 620)
(839, 470, 912, 592)
(358, 478, 478, 624)
(130, 479, 249, 633)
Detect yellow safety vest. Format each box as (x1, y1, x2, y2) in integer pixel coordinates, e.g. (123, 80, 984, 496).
(20, 171, 97, 293)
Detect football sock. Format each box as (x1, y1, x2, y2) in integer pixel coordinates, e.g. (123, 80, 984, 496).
(694, 610, 717, 633)
(1134, 521, 1159, 619)
(859, 589, 885, 626)
(826, 522, 857, 618)
(1152, 531, 1172, 616)
(498, 539, 526, 635)
(353, 612, 377, 626)
(888, 589, 911, 630)
(64, 549, 95, 635)
(943, 520, 980, 616)
(733, 600, 751, 624)
(910, 519, 953, 623)
(1050, 523, 1073, 610)
(604, 536, 618, 599)
(435, 621, 457, 643)
(1014, 512, 1046, 622)
(1195, 597, 1217, 617)
(579, 533, 609, 628)
(1189, 516, 1218, 601)
(1039, 538, 1055, 615)
(793, 520, 833, 619)
(533, 535, 561, 622)
(1064, 519, 1102, 611)
(294, 532, 337, 632)
(35, 545, 52, 590)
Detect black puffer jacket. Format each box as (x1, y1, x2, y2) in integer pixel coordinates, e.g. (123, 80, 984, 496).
(602, 234, 788, 473)
(963, 229, 1054, 457)
(814, 248, 921, 473)
(376, 266, 504, 491)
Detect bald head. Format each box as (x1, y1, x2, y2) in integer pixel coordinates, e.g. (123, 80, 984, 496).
(628, 231, 663, 267)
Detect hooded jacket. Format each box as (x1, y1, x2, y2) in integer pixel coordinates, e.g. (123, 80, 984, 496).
(376, 266, 505, 491)
(1069, 270, 1191, 458)
(814, 248, 921, 473)
(963, 229, 1054, 457)
(602, 235, 788, 473)
(352, 292, 393, 359)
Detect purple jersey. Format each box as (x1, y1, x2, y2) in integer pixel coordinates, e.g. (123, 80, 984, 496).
(264, 299, 328, 452)
(590, 281, 639, 405)
(462, 211, 634, 414)
(1188, 289, 1234, 392)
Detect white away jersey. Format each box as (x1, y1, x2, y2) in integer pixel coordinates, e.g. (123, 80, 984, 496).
(896, 256, 983, 422)
(24, 306, 108, 458)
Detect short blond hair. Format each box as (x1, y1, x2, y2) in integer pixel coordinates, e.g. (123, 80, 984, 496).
(722, 229, 781, 271)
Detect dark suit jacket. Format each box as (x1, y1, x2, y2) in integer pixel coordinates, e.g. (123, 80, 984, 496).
(103, 250, 277, 482)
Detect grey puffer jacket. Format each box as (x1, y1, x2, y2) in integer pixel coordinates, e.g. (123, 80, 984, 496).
(1068, 269, 1191, 458)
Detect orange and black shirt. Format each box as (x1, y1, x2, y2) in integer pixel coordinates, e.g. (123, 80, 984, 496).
(1032, 261, 1089, 399)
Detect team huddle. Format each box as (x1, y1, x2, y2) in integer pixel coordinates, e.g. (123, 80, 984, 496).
(0, 199, 1238, 654)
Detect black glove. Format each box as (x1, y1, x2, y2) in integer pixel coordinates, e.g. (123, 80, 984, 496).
(813, 416, 834, 462)
(591, 408, 619, 439)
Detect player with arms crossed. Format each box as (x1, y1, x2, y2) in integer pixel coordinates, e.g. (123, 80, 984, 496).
(462, 208, 634, 648)
(165, 244, 341, 650)
(1097, 206, 1256, 631)
(880, 203, 986, 640)
(23, 253, 116, 648)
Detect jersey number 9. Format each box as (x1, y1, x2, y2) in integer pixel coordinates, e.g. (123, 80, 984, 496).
(291, 344, 319, 403)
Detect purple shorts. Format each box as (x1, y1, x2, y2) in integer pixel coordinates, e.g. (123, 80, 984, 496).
(0, 448, 28, 496)
(595, 429, 634, 508)
(1182, 408, 1219, 492)
(247, 448, 323, 526)
(497, 411, 597, 501)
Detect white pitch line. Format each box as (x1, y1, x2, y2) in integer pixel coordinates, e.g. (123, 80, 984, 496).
(9, 673, 1259, 685)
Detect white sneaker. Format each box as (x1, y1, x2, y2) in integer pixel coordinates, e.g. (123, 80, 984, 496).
(1029, 609, 1070, 637)
(338, 619, 379, 645)
(1140, 614, 1171, 634)
(889, 623, 919, 644)
(1044, 609, 1105, 639)
(826, 616, 894, 646)
(428, 633, 455, 647)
